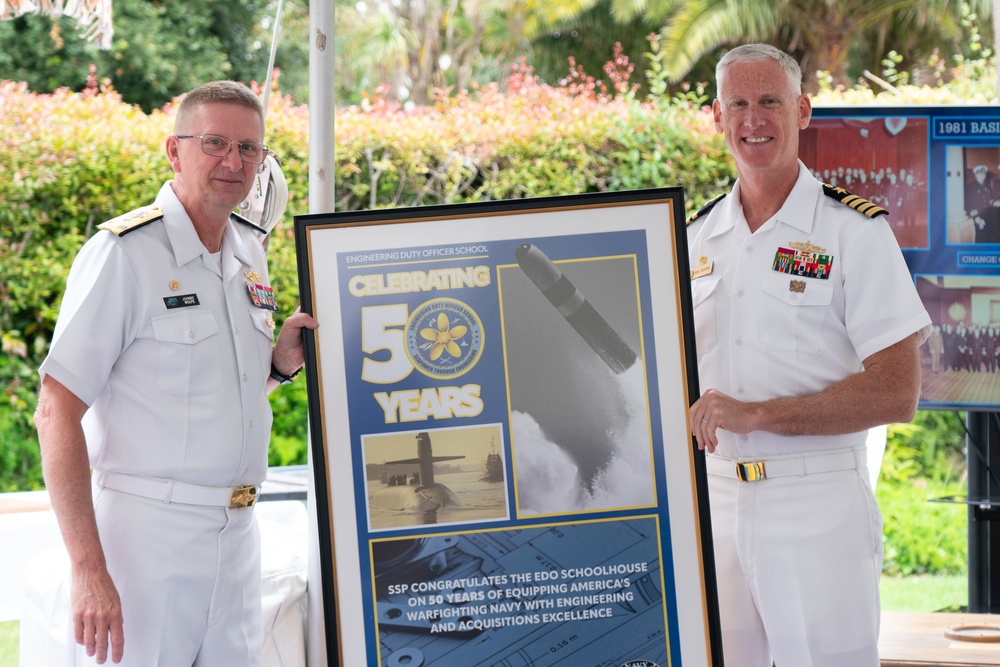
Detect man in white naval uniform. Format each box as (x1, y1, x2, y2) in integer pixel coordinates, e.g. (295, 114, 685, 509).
(687, 44, 930, 667)
(34, 81, 318, 665)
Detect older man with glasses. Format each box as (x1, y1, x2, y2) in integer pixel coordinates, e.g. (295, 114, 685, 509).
(34, 80, 318, 666)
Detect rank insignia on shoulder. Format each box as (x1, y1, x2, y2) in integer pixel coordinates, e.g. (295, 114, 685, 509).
(686, 193, 726, 225)
(97, 205, 164, 236)
(822, 184, 888, 218)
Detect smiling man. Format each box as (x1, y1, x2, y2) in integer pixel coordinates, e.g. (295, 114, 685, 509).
(686, 44, 930, 667)
(34, 80, 317, 665)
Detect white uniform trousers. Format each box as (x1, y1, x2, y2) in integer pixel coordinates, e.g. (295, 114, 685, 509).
(708, 451, 883, 667)
(77, 484, 263, 666)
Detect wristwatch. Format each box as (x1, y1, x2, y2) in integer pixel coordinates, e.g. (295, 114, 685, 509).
(269, 362, 301, 385)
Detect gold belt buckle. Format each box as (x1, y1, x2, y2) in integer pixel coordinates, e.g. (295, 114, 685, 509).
(230, 485, 257, 509)
(736, 461, 766, 482)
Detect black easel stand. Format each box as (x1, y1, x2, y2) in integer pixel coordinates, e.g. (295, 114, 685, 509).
(966, 411, 1000, 613)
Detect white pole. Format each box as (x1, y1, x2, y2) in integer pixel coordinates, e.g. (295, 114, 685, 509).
(306, 3, 336, 666)
(261, 0, 286, 124)
(309, 0, 337, 215)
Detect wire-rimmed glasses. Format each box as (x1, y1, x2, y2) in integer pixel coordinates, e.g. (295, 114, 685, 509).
(174, 133, 269, 164)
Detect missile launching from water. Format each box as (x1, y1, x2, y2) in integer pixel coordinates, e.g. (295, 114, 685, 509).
(515, 243, 637, 374)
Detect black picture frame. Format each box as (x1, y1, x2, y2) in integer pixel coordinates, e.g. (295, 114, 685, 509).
(293, 188, 722, 666)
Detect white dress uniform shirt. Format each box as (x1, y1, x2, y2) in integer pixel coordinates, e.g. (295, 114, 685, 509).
(688, 162, 931, 460)
(39, 181, 276, 487)
(688, 161, 931, 667)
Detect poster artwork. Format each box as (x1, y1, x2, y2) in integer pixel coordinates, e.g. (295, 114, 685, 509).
(295, 190, 720, 666)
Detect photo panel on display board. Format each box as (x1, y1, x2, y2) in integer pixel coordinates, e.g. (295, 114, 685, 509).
(293, 189, 722, 666)
(806, 107, 1000, 410)
(800, 115, 930, 250)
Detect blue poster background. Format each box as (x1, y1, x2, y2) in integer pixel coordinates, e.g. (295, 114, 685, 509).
(333, 228, 686, 665)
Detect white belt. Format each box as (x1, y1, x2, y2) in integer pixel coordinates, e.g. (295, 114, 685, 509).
(706, 447, 866, 482)
(94, 471, 258, 509)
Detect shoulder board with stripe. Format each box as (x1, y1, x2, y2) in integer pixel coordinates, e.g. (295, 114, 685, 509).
(686, 193, 726, 226)
(822, 184, 888, 218)
(97, 205, 164, 236)
(231, 211, 267, 235)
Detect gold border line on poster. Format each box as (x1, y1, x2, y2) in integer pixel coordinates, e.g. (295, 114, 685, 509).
(628, 253, 660, 509)
(667, 201, 716, 663)
(367, 514, 672, 667)
(494, 261, 520, 515)
(654, 515, 675, 667)
(497, 252, 657, 523)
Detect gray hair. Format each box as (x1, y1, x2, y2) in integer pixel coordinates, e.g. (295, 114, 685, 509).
(173, 80, 264, 133)
(716, 44, 802, 96)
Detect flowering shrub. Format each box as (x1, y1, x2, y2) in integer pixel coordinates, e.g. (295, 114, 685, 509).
(334, 61, 632, 208)
(1, 53, 995, 493)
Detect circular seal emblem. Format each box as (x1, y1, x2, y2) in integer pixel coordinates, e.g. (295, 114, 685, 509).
(405, 298, 484, 379)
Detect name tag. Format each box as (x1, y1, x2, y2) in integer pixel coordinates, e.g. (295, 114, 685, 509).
(163, 294, 200, 309)
(691, 255, 714, 280)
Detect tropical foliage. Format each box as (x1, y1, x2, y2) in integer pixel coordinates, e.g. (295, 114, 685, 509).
(0, 0, 306, 112)
(524, 0, 995, 94)
(0, 26, 994, 582)
(0, 0, 995, 110)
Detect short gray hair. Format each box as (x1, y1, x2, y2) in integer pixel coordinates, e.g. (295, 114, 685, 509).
(716, 44, 802, 96)
(173, 80, 264, 133)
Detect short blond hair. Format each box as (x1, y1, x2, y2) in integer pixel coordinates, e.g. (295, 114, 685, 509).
(173, 80, 263, 133)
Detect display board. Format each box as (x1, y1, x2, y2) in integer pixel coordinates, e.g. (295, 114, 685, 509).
(805, 106, 1000, 410)
(294, 189, 722, 666)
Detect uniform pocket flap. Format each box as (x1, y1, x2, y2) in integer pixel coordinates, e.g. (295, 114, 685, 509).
(151, 310, 219, 344)
(761, 274, 834, 307)
(691, 275, 721, 307)
(248, 307, 276, 342)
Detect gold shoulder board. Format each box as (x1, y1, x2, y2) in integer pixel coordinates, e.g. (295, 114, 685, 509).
(231, 211, 267, 235)
(822, 184, 888, 218)
(686, 193, 727, 226)
(97, 205, 164, 236)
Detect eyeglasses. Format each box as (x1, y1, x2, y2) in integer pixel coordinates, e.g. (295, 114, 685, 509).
(174, 134, 269, 164)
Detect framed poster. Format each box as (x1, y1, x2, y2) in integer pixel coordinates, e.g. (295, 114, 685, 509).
(804, 106, 1000, 410)
(294, 189, 722, 666)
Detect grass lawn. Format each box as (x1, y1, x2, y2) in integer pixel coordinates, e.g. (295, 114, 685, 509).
(0, 575, 970, 661)
(0, 620, 17, 665)
(880, 573, 968, 612)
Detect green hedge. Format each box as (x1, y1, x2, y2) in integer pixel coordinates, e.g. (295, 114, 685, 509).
(0, 55, 995, 579)
(0, 71, 739, 492)
(880, 414, 968, 576)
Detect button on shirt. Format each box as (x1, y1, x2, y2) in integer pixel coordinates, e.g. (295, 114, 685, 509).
(40, 182, 275, 487)
(688, 162, 931, 460)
